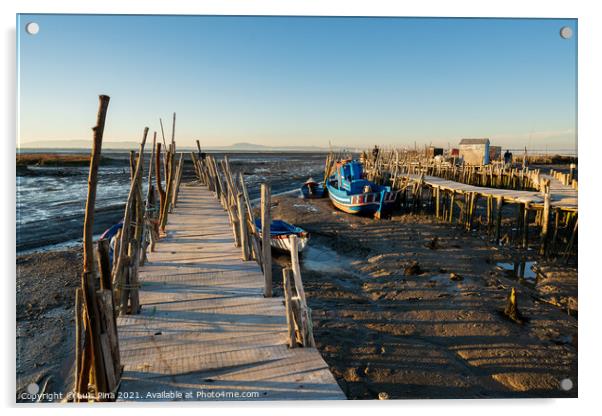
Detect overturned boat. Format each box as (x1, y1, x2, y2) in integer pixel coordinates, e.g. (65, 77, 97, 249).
(326, 159, 399, 218)
(254, 218, 309, 253)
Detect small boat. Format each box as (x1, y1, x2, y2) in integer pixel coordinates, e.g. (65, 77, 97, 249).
(100, 221, 123, 266)
(254, 218, 310, 253)
(300, 178, 327, 199)
(326, 159, 400, 218)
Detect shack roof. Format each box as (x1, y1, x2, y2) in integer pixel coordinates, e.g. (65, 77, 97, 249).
(459, 138, 490, 145)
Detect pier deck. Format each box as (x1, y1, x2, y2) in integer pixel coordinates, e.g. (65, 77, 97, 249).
(116, 183, 345, 401)
(407, 173, 577, 211)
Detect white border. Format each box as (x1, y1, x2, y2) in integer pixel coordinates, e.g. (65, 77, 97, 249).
(2, 1, 600, 415)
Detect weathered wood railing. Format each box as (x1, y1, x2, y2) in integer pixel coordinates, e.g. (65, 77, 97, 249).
(74, 103, 182, 401)
(192, 153, 317, 348)
(74, 95, 122, 402)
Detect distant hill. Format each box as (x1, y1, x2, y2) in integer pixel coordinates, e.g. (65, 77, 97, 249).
(18, 140, 352, 153)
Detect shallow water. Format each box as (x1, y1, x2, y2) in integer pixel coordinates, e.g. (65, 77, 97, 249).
(428, 274, 462, 294)
(17, 151, 327, 252)
(497, 260, 538, 284)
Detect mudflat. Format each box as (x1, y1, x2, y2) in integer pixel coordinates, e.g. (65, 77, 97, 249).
(15, 192, 578, 400)
(268, 194, 577, 399)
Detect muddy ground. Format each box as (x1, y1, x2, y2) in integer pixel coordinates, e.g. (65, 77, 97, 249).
(15, 194, 578, 401)
(16, 248, 82, 402)
(268, 194, 577, 399)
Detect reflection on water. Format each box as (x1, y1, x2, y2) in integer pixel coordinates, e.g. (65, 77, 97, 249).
(497, 260, 539, 285)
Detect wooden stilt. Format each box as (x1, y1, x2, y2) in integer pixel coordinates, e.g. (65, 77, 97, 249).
(495, 196, 504, 244)
(282, 268, 297, 348)
(261, 183, 272, 297)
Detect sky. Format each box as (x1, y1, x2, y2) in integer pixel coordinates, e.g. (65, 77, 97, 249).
(17, 15, 577, 151)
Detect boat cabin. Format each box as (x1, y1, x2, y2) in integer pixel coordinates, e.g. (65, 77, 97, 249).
(335, 161, 376, 194)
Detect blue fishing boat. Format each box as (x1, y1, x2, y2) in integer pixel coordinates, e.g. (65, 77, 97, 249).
(254, 218, 310, 253)
(300, 178, 327, 199)
(100, 221, 124, 266)
(326, 159, 399, 218)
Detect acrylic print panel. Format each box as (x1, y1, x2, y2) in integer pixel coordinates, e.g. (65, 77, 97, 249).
(16, 14, 577, 403)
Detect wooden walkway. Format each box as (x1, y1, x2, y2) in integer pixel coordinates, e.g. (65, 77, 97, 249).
(116, 183, 345, 401)
(407, 173, 577, 211)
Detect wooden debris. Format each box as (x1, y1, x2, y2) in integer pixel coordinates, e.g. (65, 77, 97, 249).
(503, 287, 525, 324)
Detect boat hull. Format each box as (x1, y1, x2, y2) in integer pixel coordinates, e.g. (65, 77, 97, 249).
(326, 181, 399, 216)
(254, 219, 310, 253)
(269, 234, 309, 253)
(300, 181, 327, 199)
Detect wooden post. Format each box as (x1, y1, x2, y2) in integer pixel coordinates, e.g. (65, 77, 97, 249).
(449, 191, 455, 223)
(190, 152, 201, 181)
(171, 153, 183, 208)
(261, 183, 272, 297)
(522, 204, 529, 249)
(564, 217, 578, 262)
(147, 132, 156, 199)
(289, 236, 315, 348)
(160, 147, 176, 229)
(112, 128, 148, 314)
(486, 194, 493, 234)
(540, 182, 551, 255)
(434, 186, 440, 219)
(171, 112, 176, 152)
(239, 172, 255, 230)
(495, 196, 504, 244)
(237, 192, 249, 260)
(95, 289, 120, 391)
(155, 142, 166, 225)
(289, 235, 306, 305)
(468, 192, 479, 231)
(159, 118, 168, 176)
(238, 172, 262, 264)
(282, 268, 297, 348)
(74, 288, 83, 394)
(143, 134, 157, 257)
(97, 239, 112, 291)
(79, 94, 110, 398)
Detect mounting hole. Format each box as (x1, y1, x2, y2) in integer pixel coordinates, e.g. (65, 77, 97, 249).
(560, 26, 573, 39)
(25, 22, 39, 35)
(560, 378, 573, 391)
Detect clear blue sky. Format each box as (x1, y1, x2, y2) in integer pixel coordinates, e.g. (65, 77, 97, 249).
(17, 15, 577, 150)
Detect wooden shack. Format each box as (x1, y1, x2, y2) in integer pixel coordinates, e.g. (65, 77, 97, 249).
(489, 145, 502, 161)
(425, 146, 444, 159)
(459, 138, 490, 165)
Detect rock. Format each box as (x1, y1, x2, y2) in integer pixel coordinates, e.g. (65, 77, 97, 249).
(344, 367, 362, 382)
(425, 237, 440, 249)
(450, 272, 463, 281)
(403, 261, 422, 276)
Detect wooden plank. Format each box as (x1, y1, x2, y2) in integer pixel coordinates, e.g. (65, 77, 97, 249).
(405, 173, 577, 211)
(116, 183, 344, 401)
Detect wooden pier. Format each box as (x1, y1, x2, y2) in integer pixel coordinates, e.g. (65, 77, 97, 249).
(407, 172, 577, 211)
(355, 149, 578, 259)
(115, 182, 345, 401)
